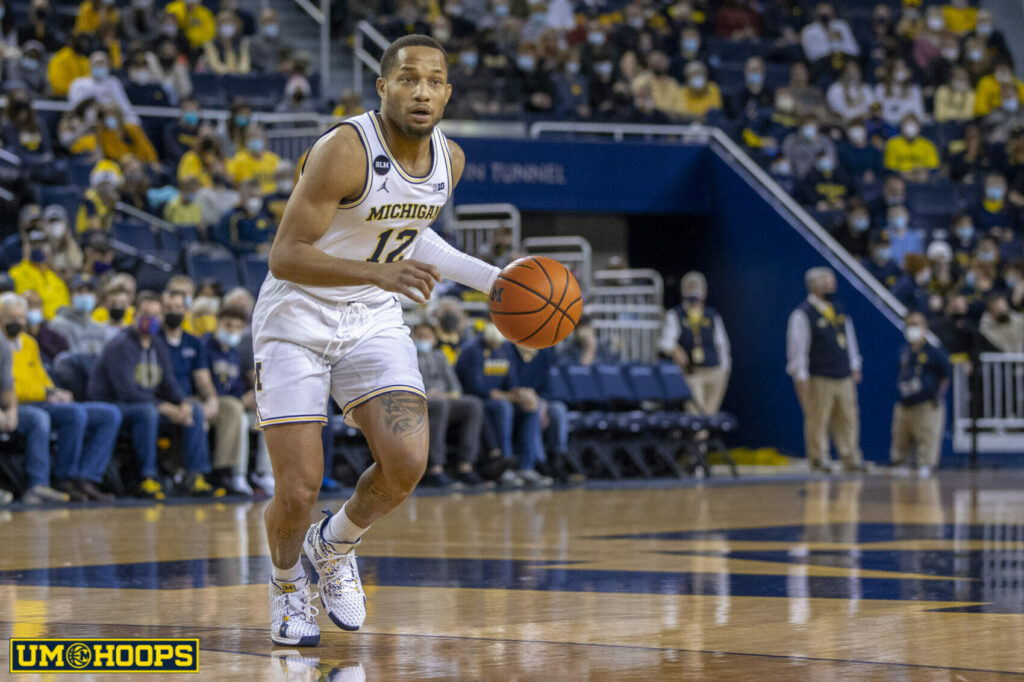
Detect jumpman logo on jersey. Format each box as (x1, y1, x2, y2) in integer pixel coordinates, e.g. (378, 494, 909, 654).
(377, 177, 390, 193)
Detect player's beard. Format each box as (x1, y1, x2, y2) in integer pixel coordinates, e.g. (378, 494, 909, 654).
(384, 99, 443, 140)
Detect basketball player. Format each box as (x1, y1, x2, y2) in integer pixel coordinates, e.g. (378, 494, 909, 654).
(254, 35, 500, 647)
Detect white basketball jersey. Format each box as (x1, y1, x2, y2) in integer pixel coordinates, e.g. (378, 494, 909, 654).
(259, 111, 453, 307)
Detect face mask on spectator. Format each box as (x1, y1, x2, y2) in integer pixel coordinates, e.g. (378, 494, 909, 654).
(0, 7, 5, 19)
(682, 38, 699, 53)
(73, 293, 96, 313)
(895, 68, 910, 83)
(953, 78, 969, 90)
(746, 71, 763, 87)
(977, 23, 993, 37)
(800, 124, 817, 140)
(926, 16, 944, 31)
(245, 197, 263, 215)
(136, 314, 160, 336)
(956, 224, 975, 241)
(219, 23, 236, 39)
(587, 31, 606, 46)
(482, 323, 504, 346)
(942, 48, 959, 61)
(217, 328, 242, 348)
(816, 156, 834, 173)
(130, 69, 151, 85)
(1007, 274, 1020, 288)
(247, 138, 265, 153)
(277, 179, 294, 193)
(689, 76, 706, 90)
(438, 312, 459, 332)
(263, 23, 279, 38)
(183, 111, 199, 126)
(27, 309, 43, 326)
(594, 61, 613, 78)
(627, 16, 644, 29)
(875, 246, 892, 261)
(848, 126, 866, 145)
(108, 306, 127, 322)
(890, 214, 908, 231)
(447, 4, 463, 16)
(46, 220, 67, 240)
(94, 261, 112, 276)
(516, 55, 535, 71)
(828, 39, 843, 52)
(4, 322, 23, 339)
(414, 339, 433, 353)
(852, 216, 869, 232)
(986, 186, 1005, 201)
(92, 65, 109, 81)
(234, 114, 250, 128)
(565, 61, 580, 75)
(996, 70, 1011, 84)
(433, 28, 451, 43)
(967, 48, 984, 62)
(494, 3, 509, 16)
(904, 325, 925, 343)
(772, 159, 792, 175)
(132, 0, 151, 7)
(163, 312, 184, 329)
(21, 56, 40, 70)
(1004, 98, 1020, 112)
(104, 115, 119, 129)
(902, 122, 919, 138)
(978, 249, 997, 263)
(460, 52, 478, 68)
(161, 21, 178, 36)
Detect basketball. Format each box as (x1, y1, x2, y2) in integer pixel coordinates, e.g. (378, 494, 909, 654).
(489, 256, 582, 349)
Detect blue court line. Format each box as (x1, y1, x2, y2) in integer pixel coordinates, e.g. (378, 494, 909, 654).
(1, 554, 1020, 613)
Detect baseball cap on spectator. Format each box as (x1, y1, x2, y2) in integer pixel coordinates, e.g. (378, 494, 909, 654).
(90, 159, 123, 188)
(87, 232, 113, 255)
(71, 274, 98, 291)
(926, 241, 953, 263)
(18, 204, 42, 231)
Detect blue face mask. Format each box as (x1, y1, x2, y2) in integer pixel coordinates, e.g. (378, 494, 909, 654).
(27, 309, 43, 326)
(890, 215, 908, 230)
(956, 225, 975, 241)
(92, 66, 109, 81)
(965, 271, 977, 288)
(414, 340, 433, 353)
(234, 114, 249, 128)
(263, 23, 279, 38)
(876, 246, 892, 261)
(852, 216, 870, 232)
(247, 138, 264, 153)
(183, 111, 199, 126)
(986, 186, 1005, 201)
(104, 116, 119, 129)
(746, 72, 764, 86)
(217, 329, 241, 348)
(73, 293, 96, 314)
(683, 38, 699, 53)
(460, 52, 478, 68)
(817, 157, 834, 173)
(516, 55, 535, 71)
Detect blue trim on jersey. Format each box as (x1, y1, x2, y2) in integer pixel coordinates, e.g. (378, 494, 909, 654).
(368, 112, 438, 184)
(338, 121, 373, 209)
(437, 128, 454, 199)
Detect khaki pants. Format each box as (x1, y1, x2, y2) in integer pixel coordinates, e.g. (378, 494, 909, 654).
(686, 366, 729, 414)
(802, 376, 862, 466)
(211, 396, 246, 473)
(891, 401, 945, 468)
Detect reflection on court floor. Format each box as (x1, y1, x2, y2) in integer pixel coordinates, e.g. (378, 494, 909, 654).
(1, 472, 1022, 680)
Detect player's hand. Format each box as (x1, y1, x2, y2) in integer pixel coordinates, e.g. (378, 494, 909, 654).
(374, 259, 441, 304)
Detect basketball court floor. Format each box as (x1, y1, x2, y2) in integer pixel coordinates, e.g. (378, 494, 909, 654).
(1, 471, 1023, 680)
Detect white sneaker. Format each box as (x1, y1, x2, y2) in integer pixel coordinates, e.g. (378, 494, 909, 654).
(270, 649, 321, 682)
(229, 474, 254, 496)
(269, 577, 320, 647)
(303, 512, 366, 631)
(252, 471, 276, 496)
(517, 469, 553, 487)
(499, 470, 524, 487)
(22, 485, 70, 505)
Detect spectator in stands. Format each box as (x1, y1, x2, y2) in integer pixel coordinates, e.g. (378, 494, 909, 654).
(76, 160, 121, 235)
(213, 179, 272, 254)
(886, 205, 925, 266)
(969, 9, 1011, 66)
(631, 51, 680, 120)
(624, 79, 672, 125)
(826, 62, 873, 124)
(787, 61, 827, 118)
(551, 51, 591, 121)
(832, 201, 872, 258)
(975, 62, 1024, 118)
(837, 118, 883, 187)
(884, 114, 940, 182)
(432, 297, 468, 365)
(982, 84, 1024, 144)
(912, 7, 946, 74)
(224, 98, 253, 156)
(6, 41, 51, 96)
(227, 125, 279, 194)
(864, 237, 902, 289)
(801, 3, 858, 62)
(41, 205, 79, 279)
(163, 98, 201, 161)
(263, 162, 293, 225)
(456, 322, 546, 488)
(786, 266, 866, 473)
(69, 52, 139, 127)
(505, 43, 556, 115)
(715, 0, 763, 40)
(177, 126, 221, 187)
(11, 224, 69, 321)
(148, 39, 192, 103)
(74, 0, 119, 36)
(163, 175, 204, 232)
(934, 293, 985, 357)
(276, 75, 317, 115)
(891, 311, 950, 476)
(974, 172, 1016, 232)
(870, 175, 907, 223)
(943, 0, 977, 35)
(118, 155, 155, 214)
(47, 34, 91, 98)
(122, 0, 161, 46)
(963, 35, 993, 86)
(980, 292, 1024, 352)
(2, 89, 52, 160)
(810, 27, 858, 88)
(202, 10, 250, 75)
(250, 8, 288, 73)
(893, 253, 932, 313)
(218, 0, 253, 35)
(165, 0, 215, 52)
(83, 232, 115, 279)
(88, 291, 221, 498)
(196, 161, 238, 227)
(0, 301, 69, 504)
(948, 124, 999, 184)
(935, 66, 978, 123)
(50, 275, 110, 355)
(950, 213, 978, 263)
(447, 45, 498, 119)
(381, 0, 428, 40)
(412, 322, 488, 489)
(673, 25, 706, 75)
(557, 316, 615, 366)
(797, 150, 852, 210)
(4, 292, 121, 501)
(19, 0, 65, 54)
(24, 289, 68, 365)
(727, 56, 773, 122)
(97, 280, 132, 334)
(659, 272, 731, 414)
(95, 104, 158, 166)
(677, 61, 722, 122)
(875, 59, 926, 126)
(510, 344, 565, 485)
(782, 114, 835, 179)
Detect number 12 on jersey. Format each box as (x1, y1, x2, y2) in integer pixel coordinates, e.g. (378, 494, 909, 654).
(367, 229, 418, 263)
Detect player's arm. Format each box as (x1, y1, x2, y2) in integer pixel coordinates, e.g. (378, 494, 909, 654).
(268, 126, 440, 302)
(409, 140, 501, 295)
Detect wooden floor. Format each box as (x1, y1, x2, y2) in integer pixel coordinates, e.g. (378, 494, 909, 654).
(1, 471, 1023, 680)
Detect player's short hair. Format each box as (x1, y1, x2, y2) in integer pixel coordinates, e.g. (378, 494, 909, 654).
(380, 34, 447, 79)
(136, 290, 161, 309)
(217, 305, 249, 324)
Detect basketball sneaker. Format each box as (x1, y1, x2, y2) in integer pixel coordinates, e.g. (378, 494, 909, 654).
(303, 511, 366, 631)
(269, 577, 320, 647)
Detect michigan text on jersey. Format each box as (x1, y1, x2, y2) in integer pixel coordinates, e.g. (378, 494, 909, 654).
(367, 203, 443, 221)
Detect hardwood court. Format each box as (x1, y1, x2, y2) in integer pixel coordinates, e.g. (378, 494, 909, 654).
(1, 471, 1023, 680)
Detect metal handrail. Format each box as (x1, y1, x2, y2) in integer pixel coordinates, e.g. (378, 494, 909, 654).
(114, 202, 176, 233)
(290, 0, 331, 96)
(0, 148, 21, 166)
(354, 20, 390, 95)
(529, 120, 710, 143)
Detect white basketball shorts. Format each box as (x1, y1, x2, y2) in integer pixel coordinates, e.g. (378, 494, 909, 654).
(252, 294, 425, 429)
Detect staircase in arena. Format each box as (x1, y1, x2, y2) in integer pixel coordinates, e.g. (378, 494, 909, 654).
(267, 0, 356, 102)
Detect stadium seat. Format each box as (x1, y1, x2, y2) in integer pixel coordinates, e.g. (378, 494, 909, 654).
(190, 73, 227, 108)
(240, 252, 270, 297)
(560, 364, 621, 479)
(37, 185, 82, 220)
(186, 246, 241, 290)
(125, 82, 172, 107)
(112, 221, 159, 253)
(906, 183, 958, 216)
(223, 74, 287, 111)
(0, 234, 22, 270)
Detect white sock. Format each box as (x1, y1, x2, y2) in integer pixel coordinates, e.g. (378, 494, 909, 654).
(271, 559, 306, 584)
(325, 503, 369, 545)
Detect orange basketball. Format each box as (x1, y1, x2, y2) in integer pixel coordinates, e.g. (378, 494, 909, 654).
(489, 256, 582, 349)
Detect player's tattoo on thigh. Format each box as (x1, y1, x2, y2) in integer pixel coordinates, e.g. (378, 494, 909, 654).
(380, 392, 426, 435)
